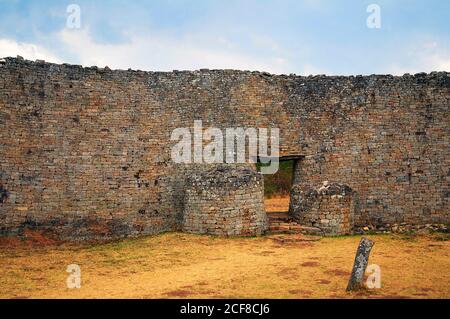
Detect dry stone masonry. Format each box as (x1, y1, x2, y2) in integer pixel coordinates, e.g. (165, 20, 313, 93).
(0, 57, 448, 240)
(183, 165, 267, 236)
(290, 182, 355, 235)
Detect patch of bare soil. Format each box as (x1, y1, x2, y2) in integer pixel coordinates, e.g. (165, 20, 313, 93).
(0, 230, 58, 248)
(0, 233, 448, 299)
(301, 261, 320, 267)
(264, 196, 290, 213)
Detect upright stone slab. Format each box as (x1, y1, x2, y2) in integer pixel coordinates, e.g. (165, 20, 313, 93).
(347, 237, 375, 291)
(183, 165, 268, 236)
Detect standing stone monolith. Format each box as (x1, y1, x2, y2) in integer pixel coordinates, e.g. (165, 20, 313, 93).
(346, 237, 375, 291)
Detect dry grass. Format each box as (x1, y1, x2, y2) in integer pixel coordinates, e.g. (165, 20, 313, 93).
(265, 196, 290, 212)
(0, 232, 448, 299)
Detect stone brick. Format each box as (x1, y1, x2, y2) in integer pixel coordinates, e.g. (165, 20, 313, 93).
(0, 57, 448, 240)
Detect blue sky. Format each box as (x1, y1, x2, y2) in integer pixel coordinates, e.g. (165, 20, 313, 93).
(0, 0, 449, 74)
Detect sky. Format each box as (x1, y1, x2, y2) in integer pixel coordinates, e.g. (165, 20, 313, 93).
(0, 0, 449, 75)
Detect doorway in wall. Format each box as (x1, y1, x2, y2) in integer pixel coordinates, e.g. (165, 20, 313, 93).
(257, 157, 300, 215)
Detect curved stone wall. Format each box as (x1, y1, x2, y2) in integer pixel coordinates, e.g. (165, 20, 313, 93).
(290, 182, 355, 235)
(0, 57, 448, 240)
(183, 165, 268, 236)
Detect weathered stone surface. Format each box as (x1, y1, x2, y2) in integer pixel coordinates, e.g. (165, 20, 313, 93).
(290, 182, 356, 235)
(354, 222, 448, 234)
(347, 237, 375, 291)
(0, 57, 448, 240)
(183, 165, 267, 236)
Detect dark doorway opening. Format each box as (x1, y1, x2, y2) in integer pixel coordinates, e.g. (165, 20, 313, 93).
(257, 158, 297, 214)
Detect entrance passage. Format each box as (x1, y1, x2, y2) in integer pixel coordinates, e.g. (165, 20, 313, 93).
(257, 159, 295, 213)
(257, 156, 306, 235)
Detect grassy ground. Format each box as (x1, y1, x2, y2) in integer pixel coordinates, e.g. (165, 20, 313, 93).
(0, 232, 448, 299)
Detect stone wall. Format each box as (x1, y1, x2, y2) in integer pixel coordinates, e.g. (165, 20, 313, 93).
(183, 165, 267, 236)
(290, 182, 355, 235)
(0, 57, 448, 240)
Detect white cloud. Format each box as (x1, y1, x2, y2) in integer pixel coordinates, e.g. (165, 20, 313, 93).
(0, 27, 325, 75)
(426, 54, 450, 71)
(387, 40, 450, 75)
(57, 28, 294, 74)
(0, 38, 62, 63)
(3, 30, 447, 76)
